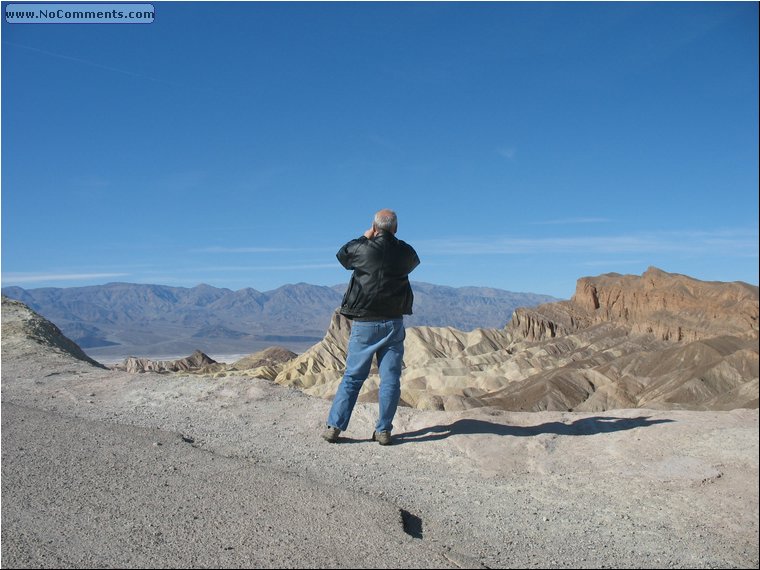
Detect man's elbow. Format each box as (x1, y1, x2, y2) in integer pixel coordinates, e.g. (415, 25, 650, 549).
(336, 253, 353, 270)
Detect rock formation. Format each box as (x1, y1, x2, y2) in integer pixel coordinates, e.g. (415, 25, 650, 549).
(1, 296, 106, 369)
(507, 266, 758, 343)
(273, 310, 352, 388)
(229, 346, 298, 380)
(268, 268, 759, 413)
(115, 350, 220, 374)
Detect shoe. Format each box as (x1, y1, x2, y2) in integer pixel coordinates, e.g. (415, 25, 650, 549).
(322, 426, 340, 443)
(372, 430, 392, 446)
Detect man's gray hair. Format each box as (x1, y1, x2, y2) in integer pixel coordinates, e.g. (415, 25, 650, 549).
(374, 210, 398, 233)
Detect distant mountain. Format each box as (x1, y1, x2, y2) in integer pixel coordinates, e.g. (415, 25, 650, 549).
(1, 281, 558, 360)
(395, 282, 558, 330)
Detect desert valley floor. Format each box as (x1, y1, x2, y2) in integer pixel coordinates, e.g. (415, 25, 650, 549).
(2, 352, 758, 569)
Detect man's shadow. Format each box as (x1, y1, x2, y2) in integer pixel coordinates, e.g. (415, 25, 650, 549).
(393, 415, 674, 444)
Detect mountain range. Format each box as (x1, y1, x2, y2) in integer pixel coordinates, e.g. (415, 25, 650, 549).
(1, 281, 557, 360)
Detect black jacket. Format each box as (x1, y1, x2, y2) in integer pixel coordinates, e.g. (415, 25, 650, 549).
(337, 232, 420, 319)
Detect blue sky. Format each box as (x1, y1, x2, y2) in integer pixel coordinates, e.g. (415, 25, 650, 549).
(2, 2, 758, 299)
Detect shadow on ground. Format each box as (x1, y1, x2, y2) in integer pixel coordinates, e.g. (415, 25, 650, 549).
(394, 416, 674, 444)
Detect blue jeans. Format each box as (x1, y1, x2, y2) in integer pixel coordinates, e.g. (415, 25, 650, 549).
(327, 318, 405, 433)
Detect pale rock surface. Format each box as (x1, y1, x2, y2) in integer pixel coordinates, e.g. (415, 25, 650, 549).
(230, 346, 297, 370)
(218, 346, 299, 381)
(114, 350, 221, 374)
(1, 296, 106, 369)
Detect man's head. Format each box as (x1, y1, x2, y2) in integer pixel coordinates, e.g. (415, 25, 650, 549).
(373, 209, 398, 235)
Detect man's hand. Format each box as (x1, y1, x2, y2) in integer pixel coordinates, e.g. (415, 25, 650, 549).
(363, 227, 376, 239)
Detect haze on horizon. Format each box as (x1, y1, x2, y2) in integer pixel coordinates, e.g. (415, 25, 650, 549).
(2, 3, 758, 299)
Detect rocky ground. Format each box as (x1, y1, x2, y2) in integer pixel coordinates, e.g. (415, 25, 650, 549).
(2, 348, 758, 569)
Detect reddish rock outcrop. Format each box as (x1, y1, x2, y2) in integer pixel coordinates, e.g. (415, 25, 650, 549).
(507, 267, 759, 343)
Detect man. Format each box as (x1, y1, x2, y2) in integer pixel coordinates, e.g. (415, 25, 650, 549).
(322, 209, 420, 445)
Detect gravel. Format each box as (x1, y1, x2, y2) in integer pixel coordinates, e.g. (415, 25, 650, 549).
(2, 355, 758, 569)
